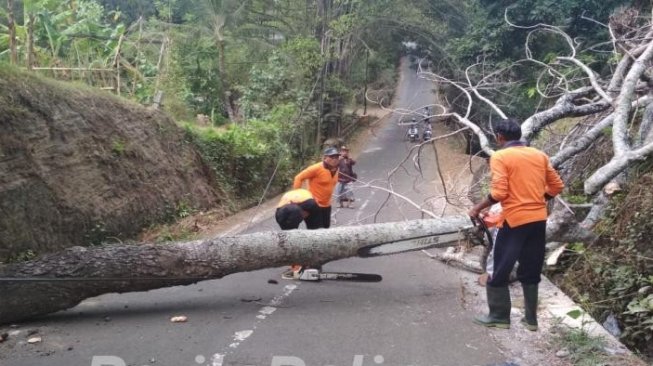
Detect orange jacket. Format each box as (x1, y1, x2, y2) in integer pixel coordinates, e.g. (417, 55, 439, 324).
(489, 145, 564, 227)
(293, 162, 338, 207)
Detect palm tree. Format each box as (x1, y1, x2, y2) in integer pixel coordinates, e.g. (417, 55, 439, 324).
(198, 0, 249, 122)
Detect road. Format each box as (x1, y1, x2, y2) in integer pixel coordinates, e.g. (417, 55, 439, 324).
(1, 60, 510, 366)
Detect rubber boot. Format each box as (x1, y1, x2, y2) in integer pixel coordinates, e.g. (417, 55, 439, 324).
(473, 286, 511, 329)
(521, 284, 538, 331)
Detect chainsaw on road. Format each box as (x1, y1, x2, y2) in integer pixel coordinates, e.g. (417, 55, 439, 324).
(282, 267, 382, 282)
(282, 218, 491, 283)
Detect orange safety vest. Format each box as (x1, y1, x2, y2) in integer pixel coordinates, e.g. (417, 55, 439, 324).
(489, 145, 564, 227)
(293, 162, 338, 207)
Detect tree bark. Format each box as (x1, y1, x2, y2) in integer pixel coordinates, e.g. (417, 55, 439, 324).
(7, 0, 17, 65)
(26, 12, 35, 70)
(217, 38, 237, 122)
(0, 216, 473, 324)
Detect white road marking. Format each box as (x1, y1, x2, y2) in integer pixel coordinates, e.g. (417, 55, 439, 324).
(213, 284, 298, 363)
(257, 306, 277, 319)
(233, 330, 253, 343)
(210, 353, 224, 366)
(229, 330, 253, 348)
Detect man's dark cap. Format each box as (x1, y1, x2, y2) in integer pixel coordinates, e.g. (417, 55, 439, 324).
(323, 147, 339, 156)
(276, 204, 304, 230)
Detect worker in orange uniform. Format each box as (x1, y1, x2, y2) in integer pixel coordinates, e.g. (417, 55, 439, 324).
(468, 118, 564, 332)
(293, 146, 340, 229)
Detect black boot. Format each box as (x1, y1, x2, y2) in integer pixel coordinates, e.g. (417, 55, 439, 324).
(473, 286, 511, 329)
(521, 284, 538, 331)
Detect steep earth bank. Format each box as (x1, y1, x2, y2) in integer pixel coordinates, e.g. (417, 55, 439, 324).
(0, 67, 221, 261)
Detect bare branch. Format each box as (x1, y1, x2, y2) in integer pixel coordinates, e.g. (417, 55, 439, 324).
(557, 56, 612, 103)
(465, 64, 508, 119)
(611, 36, 653, 155)
(522, 87, 611, 141)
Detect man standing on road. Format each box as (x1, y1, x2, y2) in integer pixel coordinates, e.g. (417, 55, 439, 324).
(293, 147, 340, 229)
(468, 118, 564, 331)
(336, 145, 356, 209)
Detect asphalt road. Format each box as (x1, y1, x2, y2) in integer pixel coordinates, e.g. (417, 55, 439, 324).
(1, 60, 510, 366)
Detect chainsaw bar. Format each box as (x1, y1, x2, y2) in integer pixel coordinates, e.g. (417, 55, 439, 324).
(282, 269, 382, 282)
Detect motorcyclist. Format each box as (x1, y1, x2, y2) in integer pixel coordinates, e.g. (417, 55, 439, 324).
(422, 119, 433, 141)
(423, 106, 431, 122)
(407, 117, 419, 142)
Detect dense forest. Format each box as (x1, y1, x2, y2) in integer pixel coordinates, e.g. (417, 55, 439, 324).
(2, 0, 653, 361)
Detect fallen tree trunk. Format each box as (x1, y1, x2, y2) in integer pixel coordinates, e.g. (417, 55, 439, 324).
(0, 216, 474, 324)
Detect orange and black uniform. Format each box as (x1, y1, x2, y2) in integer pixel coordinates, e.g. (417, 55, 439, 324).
(293, 162, 338, 228)
(487, 141, 564, 287)
(275, 189, 320, 229)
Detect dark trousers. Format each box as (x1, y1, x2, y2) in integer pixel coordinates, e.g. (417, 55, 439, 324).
(304, 211, 321, 229)
(487, 220, 546, 287)
(307, 206, 332, 229)
(279, 206, 331, 230)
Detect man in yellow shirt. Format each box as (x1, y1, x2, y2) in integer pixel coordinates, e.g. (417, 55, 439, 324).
(468, 118, 564, 331)
(275, 188, 320, 230)
(292, 147, 340, 228)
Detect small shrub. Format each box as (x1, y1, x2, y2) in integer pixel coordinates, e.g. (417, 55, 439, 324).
(5, 249, 37, 263)
(552, 326, 607, 366)
(112, 139, 126, 155)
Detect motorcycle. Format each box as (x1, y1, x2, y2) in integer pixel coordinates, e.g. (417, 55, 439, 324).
(423, 127, 433, 142)
(407, 124, 419, 142)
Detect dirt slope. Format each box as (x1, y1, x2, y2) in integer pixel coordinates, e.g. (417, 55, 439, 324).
(0, 67, 221, 261)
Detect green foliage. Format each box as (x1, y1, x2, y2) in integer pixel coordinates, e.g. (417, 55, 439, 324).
(526, 87, 537, 99)
(572, 251, 653, 352)
(111, 139, 126, 155)
(240, 38, 321, 119)
(555, 172, 653, 356)
(441, 0, 638, 122)
(564, 194, 589, 204)
(155, 226, 196, 242)
(566, 173, 653, 351)
(162, 200, 196, 222)
(567, 309, 583, 319)
(176, 201, 192, 219)
(84, 222, 109, 246)
(283, 37, 323, 77)
(329, 13, 358, 38)
(4, 249, 37, 263)
(552, 326, 608, 366)
(622, 293, 653, 343)
(183, 107, 299, 202)
(568, 242, 586, 254)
